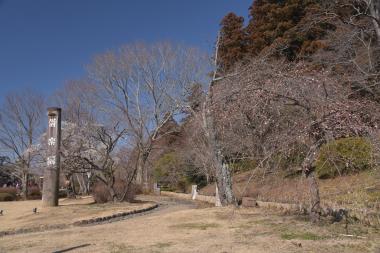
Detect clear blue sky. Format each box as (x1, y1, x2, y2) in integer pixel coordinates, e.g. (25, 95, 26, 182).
(0, 0, 252, 100)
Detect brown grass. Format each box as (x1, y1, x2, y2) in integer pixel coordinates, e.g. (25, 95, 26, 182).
(0, 196, 155, 232)
(200, 169, 380, 210)
(0, 195, 378, 253)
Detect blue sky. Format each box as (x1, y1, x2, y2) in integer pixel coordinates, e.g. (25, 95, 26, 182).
(0, 0, 252, 101)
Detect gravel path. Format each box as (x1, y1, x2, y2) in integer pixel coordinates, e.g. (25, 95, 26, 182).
(0, 195, 197, 238)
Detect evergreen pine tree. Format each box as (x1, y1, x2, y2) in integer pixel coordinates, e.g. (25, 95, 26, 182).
(219, 12, 247, 73)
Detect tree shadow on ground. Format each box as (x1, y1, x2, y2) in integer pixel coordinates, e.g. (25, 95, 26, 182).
(52, 243, 91, 253)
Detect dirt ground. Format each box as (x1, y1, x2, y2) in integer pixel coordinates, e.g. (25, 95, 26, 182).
(0, 195, 379, 253)
(0, 196, 155, 232)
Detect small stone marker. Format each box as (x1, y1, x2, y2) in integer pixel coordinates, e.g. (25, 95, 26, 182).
(215, 185, 222, 207)
(153, 182, 161, 195)
(191, 185, 198, 200)
(242, 197, 257, 207)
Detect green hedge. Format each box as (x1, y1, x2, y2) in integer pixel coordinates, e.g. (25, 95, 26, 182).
(230, 159, 257, 173)
(315, 137, 372, 179)
(0, 192, 16, 201)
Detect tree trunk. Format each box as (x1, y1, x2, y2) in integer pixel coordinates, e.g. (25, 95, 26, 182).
(221, 162, 235, 204)
(76, 174, 85, 195)
(302, 140, 323, 222)
(21, 171, 29, 200)
(143, 165, 149, 192)
(70, 174, 78, 197)
(137, 150, 150, 193)
(308, 172, 321, 223)
(66, 175, 75, 198)
(204, 91, 235, 206)
(369, 0, 380, 42)
(108, 185, 117, 202)
(135, 154, 143, 185)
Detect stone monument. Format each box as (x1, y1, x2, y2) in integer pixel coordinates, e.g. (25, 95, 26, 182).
(42, 107, 62, 207)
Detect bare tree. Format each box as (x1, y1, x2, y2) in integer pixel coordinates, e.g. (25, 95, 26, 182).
(0, 91, 44, 198)
(87, 42, 209, 191)
(50, 80, 100, 195)
(81, 123, 128, 201)
(182, 115, 215, 184)
(52, 79, 98, 126)
(211, 58, 380, 220)
(181, 34, 237, 206)
(56, 121, 130, 202)
(316, 0, 380, 101)
(204, 34, 237, 206)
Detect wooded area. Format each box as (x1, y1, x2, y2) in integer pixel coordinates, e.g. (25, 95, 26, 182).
(1, 0, 379, 225)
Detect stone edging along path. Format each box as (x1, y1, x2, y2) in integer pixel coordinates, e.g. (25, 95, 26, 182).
(0, 203, 159, 238)
(73, 203, 159, 226)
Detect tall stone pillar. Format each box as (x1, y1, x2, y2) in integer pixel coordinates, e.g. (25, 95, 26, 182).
(42, 107, 62, 207)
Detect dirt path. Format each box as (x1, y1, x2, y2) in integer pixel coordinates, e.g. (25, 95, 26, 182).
(0, 195, 379, 253)
(0, 196, 158, 233)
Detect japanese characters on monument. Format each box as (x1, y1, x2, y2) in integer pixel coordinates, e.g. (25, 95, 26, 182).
(42, 107, 62, 207)
(46, 118, 57, 166)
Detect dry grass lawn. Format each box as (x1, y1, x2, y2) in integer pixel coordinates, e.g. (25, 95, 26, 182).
(200, 169, 380, 210)
(0, 195, 379, 253)
(0, 196, 155, 232)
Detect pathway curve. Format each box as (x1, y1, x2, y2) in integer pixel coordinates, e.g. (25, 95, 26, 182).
(0, 195, 199, 238)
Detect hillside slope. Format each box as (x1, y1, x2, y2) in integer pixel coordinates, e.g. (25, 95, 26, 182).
(200, 169, 380, 224)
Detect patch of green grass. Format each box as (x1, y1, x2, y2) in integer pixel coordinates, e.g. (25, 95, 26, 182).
(108, 242, 136, 253)
(0, 192, 15, 201)
(170, 222, 220, 230)
(248, 218, 274, 225)
(281, 231, 325, 240)
(152, 242, 173, 249)
(229, 223, 252, 229)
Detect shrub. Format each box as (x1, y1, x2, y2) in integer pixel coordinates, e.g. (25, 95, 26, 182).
(153, 152, 192, 192)
(315, 137, 373, 179)
(268, 143, 308, 172)
(28, 186, 41, 200)
(0, 187, 17, 195)
(92, 182, 111, 203)
(58, 189, 68, 199)
(0, 187, 17, 201)
(113, 180, 137, 202)
(92, 179, 137, 203)
(0, 192, 15, 201)
(230, 159, 257, 173)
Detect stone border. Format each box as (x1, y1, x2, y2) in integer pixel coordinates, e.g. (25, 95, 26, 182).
(161, 191, 216, 204)
(161, 191, 379, 227)
(0, 224, 69, 237)
(73, 203, 159, 226)
(0, 203, 159, 238)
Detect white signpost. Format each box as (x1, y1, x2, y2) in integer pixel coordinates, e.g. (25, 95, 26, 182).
(42, 107, 62, 207)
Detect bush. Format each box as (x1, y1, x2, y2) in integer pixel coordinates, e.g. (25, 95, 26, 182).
(92, 183, 110, 203)
(153, 152, 191, 192)
(267, 143, 308, 172)
(58, 189, 68, 199)
(0, 192, 15, 201)
(92, 179, 137, 203)
(27, 186, 41, 200)
(230, 159, 257, 173)
(113, 180, 137, 202)
(0, 187, 17, 195)
(315, 137, 373, 179)
(0, 187, 17, 201)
